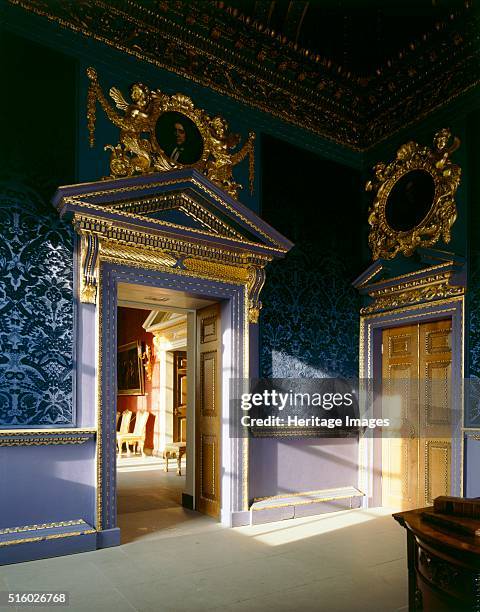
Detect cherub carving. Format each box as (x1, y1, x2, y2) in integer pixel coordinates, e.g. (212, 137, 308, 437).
(87, 68, 159, 176)
(433, 128, 461, 178)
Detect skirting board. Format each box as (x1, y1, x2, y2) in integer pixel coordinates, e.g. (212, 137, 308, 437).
(0, 532, 96, 565)
(250, 486, 364, 526)
(182, 493, 194, 510)
(97, 528, 121, 548)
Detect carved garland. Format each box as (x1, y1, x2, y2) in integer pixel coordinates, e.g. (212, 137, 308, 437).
(366, 128, 461, 260)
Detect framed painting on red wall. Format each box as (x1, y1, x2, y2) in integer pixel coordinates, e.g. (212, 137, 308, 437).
(117, 341, 145, 395)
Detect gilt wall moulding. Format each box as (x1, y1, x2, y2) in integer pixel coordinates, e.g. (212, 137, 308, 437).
(366, 129, 461, 261)
(87, 68, 255, 200)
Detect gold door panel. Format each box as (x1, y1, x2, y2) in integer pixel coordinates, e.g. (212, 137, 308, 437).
(423, 440, 451, 505)
(382, 320, 452, 510)
(200, 352, 216, 417)
(196, 304, 221, 518)
(419, 320, 452, 507)
(382, 325, 418, 510)
(173, 351, 187, 443)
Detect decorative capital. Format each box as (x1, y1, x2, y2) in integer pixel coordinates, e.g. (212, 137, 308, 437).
(78, 232, 100, 304)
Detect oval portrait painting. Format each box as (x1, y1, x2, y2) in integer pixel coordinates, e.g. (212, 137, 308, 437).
(385, 169, 436, 232)
(155, 111, 204, 165)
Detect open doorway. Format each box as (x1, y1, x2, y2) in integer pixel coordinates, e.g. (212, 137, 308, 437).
(115, 282, 221, 541)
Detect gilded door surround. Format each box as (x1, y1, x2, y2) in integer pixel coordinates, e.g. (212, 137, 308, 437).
(353, 255, 465, 508)
(355, 253, 466, 316)
(52, 168, 292, 323)
(358, 298, 464, 508)
(99, 264, 247, 530)
(52, 169, 292, 533)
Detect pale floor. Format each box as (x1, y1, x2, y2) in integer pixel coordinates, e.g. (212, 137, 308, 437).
(0, 467, 408, 612)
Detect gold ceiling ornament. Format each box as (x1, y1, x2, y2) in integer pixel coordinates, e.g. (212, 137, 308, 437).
(365, 128, 461, 260)
(86, 67, 255, 199)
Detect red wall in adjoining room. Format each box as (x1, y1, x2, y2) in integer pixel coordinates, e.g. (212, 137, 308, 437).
(117, 306, 157, 452)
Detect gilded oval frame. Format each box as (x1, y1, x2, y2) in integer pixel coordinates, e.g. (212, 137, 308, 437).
(366, 129, 461, 260)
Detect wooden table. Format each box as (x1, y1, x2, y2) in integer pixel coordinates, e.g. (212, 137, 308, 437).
(394, 498, 480, 611)
(163, 442, 186, 475)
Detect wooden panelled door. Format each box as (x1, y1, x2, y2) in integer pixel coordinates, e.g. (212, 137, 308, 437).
(196, 303, 221, 518)
(382, 319, 452, 510)
(173, 351, 187, 443)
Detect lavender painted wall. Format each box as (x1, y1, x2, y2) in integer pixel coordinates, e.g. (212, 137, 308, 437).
(249, 437, 359, 500)
(465, 435, 480, 498)
(0, 442, 96, 530)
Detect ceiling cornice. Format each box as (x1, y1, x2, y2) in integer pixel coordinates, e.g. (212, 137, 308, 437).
(7, 0, 480, 150)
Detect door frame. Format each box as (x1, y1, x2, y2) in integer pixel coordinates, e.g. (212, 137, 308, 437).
(358, 296, 464, 508)
(96, 261, 249, 533)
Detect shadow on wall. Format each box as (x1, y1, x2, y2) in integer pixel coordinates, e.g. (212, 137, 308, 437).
(259, 135, 367, 380)
(254, 136, 368, 500)
(260, 245, 361, 379)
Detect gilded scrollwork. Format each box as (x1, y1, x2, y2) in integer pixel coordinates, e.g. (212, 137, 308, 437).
(78, 231, 100, 304)
(9, 0, 479, 150)
(366, 129, 461, 260)
(247, 265, 266, 324)
(72, 201, 275, 313)
(86, 67, 255, 199)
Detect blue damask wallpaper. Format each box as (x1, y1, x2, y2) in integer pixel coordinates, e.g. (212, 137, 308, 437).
(467, 252, 480, 427)
(466, 111, 480, 426)
(0, 182, 74, 426)
(260, 243, 360, 378)
(259, 135, 364, 379)
(470, 258, 480, 377)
